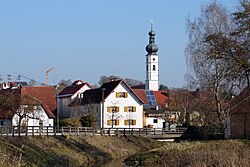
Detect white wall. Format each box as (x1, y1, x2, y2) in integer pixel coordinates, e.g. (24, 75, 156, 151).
(146, 117, 165, 128)
(71, 85, 92, 99)
(12, 105, 54, 127)
(102, 82, 144, 128)
(59, 84, 92, 119)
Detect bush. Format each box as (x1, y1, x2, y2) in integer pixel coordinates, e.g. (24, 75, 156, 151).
(60, 118, 81, 127)
(80, 114, 97, 127)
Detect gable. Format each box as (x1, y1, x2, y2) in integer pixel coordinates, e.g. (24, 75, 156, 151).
(69, 80, 144, 106)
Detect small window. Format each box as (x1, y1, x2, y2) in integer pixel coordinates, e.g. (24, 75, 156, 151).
(107, 120, 119, 126)
(153, 65, 156, 71)
(124, 120, 136, 126)
(146, 65, 148, 71)
(116, 92, 128, 98)
(107, 106, 119, 112)
(153, 58, 155, 61)
(153, 119, 158, 123)
(124, 106, 136, 112)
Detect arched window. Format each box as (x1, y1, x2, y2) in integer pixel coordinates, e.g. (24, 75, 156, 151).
(153, 65, 156, 71)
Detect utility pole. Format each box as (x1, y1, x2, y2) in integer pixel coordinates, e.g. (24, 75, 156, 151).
(45, 67, 55, 86)
(101, 88, 106, 130)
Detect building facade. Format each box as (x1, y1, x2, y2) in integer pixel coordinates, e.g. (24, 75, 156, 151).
(69, 80, 144, 128)
(57, 80, 92, 118)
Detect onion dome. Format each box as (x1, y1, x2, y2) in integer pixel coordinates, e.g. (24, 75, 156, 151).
(146, 26, 158, 54)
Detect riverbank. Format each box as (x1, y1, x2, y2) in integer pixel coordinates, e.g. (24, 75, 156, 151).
(125, 140, 250, 167)
(0, 135, 161, 166)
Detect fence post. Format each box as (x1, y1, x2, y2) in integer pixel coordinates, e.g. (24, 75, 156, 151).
(25, 126, 28, 137)
(54, 126, 56, 136)
(85, 127, 87, 135)
(116, 128, 118, 136)
(12, 126, 15, 137)
(124, 128, 126, 136)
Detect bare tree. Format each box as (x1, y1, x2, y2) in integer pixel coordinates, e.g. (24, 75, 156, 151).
(106, 101, 123, 128)
(124, 78, 143, 87)
(186, 1, 234, 137)
(204, 1, 250, 90)
(99, 75, 121, 86)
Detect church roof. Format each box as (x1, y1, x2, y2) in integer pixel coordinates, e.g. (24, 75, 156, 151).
(145, 24, 158, 55)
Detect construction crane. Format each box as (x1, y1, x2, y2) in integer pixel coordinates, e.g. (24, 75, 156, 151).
(45, 67, 55, 86)
(18, 74, 46, 86)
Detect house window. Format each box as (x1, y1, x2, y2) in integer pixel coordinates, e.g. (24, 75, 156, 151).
(153, 119, 158, 123)
(153, 58, 155, 61)
(124, 106, 136, 112)
(116, 92, 128, 98)
(153, 65, 156, 71)
(0, 121, 5, 126)
(124, 119, 136, 126)
(107, 119, 120, 126)
(146, 65, 148, 71)
(107, 106, 119, 112)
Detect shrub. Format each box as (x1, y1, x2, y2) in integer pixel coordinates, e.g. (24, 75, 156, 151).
(60, 118, 81, 127)
(80, 114, 97, 127)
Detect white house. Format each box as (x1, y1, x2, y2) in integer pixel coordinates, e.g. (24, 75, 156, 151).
(57, 80, 93, 118)
(69, 79, 145, 128)
(0, 89, 55, 128)
(12, 105, 54, 127)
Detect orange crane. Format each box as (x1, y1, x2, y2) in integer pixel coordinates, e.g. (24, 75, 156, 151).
(45, 67, 55, 86)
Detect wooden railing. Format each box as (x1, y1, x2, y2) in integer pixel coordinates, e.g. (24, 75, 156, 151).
(0, 126, 188, 137)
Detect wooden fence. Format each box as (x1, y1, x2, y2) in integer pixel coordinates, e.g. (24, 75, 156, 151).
(0, 126, 188, 138)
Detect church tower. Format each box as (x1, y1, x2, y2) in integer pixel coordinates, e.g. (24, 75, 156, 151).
(145, 23, 159, 91)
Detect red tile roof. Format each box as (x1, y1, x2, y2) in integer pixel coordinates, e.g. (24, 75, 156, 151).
(21, 86, 57, 113)
(0, 88, 55, 119)
(132, 89, 168, 108)
(154, 91, 168, 108)
(132, 89, 148, 104)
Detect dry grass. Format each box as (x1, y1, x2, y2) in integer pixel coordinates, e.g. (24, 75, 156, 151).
(0, 135, 159, 167)
(127, 140, 250, 167)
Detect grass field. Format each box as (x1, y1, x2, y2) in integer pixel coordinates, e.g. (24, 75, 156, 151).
(125, 140, 250, 167)
(0, 135, 159, 167)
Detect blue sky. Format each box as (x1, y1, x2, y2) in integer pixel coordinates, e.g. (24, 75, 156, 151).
(0, 0, 238, 87)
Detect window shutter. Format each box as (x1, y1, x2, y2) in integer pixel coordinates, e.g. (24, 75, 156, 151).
(107, 107, 111, 112)
(124, 120, 128, 125)
(124, 107, 128, 112)
(132, 107, 136, 112)
(107, 120, 111, 125)
(116, 107, 119, 112)
(125, 92, 128, 98)
(116, 92, 119, 98)
(115, 120, 119, 125)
